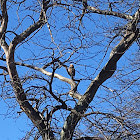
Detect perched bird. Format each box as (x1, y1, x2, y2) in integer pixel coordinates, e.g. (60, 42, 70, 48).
(68, 64, 75, 80)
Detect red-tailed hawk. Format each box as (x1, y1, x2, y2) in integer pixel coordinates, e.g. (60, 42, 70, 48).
(68, 64, 75, 80)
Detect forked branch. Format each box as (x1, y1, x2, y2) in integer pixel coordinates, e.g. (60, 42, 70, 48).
(15, 62, 82, 100)
(60, 8, 140, 140)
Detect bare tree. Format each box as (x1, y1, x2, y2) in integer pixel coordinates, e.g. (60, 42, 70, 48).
(0, 0, 140, 140)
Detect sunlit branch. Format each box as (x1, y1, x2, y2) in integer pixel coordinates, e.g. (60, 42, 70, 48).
(15, 61, 82, 100)
(0, 0, 8, 52)
(0, 0, 8, 38)
(73, 0, 133, 20)
(87, 6, 133, 20)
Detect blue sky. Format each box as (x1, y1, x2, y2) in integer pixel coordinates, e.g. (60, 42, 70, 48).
(0, 100, 29, 139)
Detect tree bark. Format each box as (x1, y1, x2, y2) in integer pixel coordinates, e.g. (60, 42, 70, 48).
(0, 1, 54, 139)
(60, 9, 140, 140)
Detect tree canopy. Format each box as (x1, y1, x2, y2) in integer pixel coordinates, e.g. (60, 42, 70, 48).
(0, 0, 140, 140)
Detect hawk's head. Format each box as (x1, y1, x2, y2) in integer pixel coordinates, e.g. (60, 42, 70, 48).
(70, 64, 74, 68)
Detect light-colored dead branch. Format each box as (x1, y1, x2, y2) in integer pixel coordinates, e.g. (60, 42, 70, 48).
(15, 62, 82, 100)
(87, 6, 133, 20)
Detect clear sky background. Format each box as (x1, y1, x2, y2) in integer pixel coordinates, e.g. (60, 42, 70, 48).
(0, 100, 30, 139)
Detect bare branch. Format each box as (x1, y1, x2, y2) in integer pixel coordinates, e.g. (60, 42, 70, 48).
(73, 0, 133, 20)
(0, 65, 8, 72)
(15, 61, 82, 100)
(87, 6, 133, 20)
(0, 0, 8, 52)
(0, 0, 8, 38)
(1, 1, 55, 139)
(0, 1, 139, 139)
(60, 9, 140, 140)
